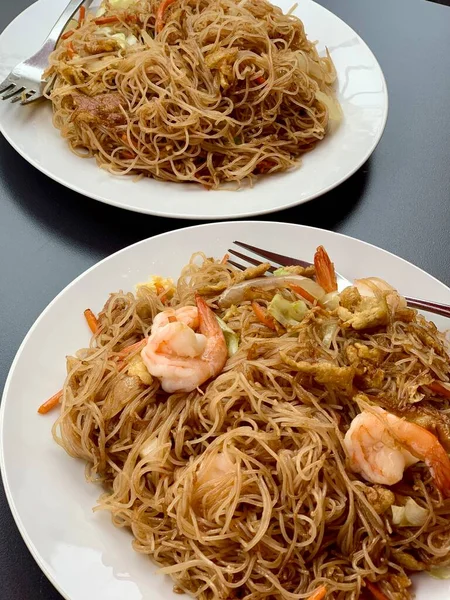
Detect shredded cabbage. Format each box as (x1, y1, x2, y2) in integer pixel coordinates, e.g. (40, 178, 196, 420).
(216, 316, 239, 356)
(267, 294, 307, 328)
(429, 566, 450, 580)
(391, 498, 428, 527)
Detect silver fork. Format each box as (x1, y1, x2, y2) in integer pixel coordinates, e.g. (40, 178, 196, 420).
(0, 0, 92, 105)
(228, 241, 450, 319)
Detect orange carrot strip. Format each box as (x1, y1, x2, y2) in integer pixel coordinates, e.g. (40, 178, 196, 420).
(67, 41, 75, 58)
(289, 283, 319, 305)
(61, 29, 75, 40)
(429, 381, 450, 398)
(84, 308, 99, 333)
(38, 390, 63, 415)
(121, 150, 136, 160)
(155, 282, 169, 303)
(366, 582, 390, 600)
(95, 15, 121, 24)
(255, 76, 266, 85)
(221, 253, 229, 264)
(117, 338, 147, 358)
(251, 301, 276, 330)
(306, 586, 327, 600)
(78, 5, 86, 26)
(156, 0, 176, 33)
(94, 14, 137, 25)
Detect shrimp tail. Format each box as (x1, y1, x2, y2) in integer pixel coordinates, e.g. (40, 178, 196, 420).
(195, 294, 228, 369)
(314, 246, 338, 293)
(425, 448, 450, 498)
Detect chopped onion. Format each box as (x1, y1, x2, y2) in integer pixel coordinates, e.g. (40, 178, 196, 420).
(217, 275, 325, 308)
(391, 498, 428, 527)
(322, 322, 338, 348)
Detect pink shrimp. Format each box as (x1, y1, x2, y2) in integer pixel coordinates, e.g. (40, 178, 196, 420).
(344, 407, 450, 497)
(141, 295, 227, 393)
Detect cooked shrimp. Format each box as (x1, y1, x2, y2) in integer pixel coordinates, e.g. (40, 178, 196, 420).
(354, 277, 407, 311)
(314, 246, 337, 293)
(344, 407, 450, 496)
(141, 295, 227, 393)
(151, 305, 199, 333)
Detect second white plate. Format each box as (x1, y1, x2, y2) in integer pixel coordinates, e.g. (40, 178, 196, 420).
(0, 0, 387, 219)
(1, 222, 450, 600)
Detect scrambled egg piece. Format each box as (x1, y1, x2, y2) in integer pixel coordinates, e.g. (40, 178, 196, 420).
(136, 275, 175, 299)
(128, 355, 153, 385)
(338, 287, 389, 330)
(280, 353, 354, 390)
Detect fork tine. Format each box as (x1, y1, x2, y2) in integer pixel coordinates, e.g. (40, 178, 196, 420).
(21, 92, 39, 105)
(2, 86, 23, 100)
(233, 241, 312, 268)
(0, 80, 14, 94)
(228, 259, 246, 271)
(228, 249, 276, 273)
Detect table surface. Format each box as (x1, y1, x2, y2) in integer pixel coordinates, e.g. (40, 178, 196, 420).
(1, 0, 450, 598)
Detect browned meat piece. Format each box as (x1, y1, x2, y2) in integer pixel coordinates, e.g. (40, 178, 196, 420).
(360, 484, 395, 514)
(84, 38, 119, 54)
(280, 353, 355, 390)
(72, 92, 127, 126)
(339, 286, 362, 310)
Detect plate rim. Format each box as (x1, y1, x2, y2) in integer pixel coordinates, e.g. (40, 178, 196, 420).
(0, 0, 388, 220)
(1, 220, 449, 600)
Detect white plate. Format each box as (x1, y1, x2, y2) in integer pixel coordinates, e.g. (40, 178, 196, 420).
(1, 222, 450, 600)
(0, 0, 388, 219)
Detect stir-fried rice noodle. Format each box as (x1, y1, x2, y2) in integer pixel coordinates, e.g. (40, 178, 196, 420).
(44, 0, 340, 189)
(53, 252, 450, 600)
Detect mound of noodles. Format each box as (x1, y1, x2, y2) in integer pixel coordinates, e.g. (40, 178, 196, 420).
(51, 254, 450, 600)
(44, 0, 340, 188)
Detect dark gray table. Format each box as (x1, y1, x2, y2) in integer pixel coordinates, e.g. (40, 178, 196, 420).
(1, 0, 450, 597)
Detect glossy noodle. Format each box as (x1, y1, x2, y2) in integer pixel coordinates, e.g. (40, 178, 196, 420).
(44, 0, 340, 189)
(50, 249, 450, 600)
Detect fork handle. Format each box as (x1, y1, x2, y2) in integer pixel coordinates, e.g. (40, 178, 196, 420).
(42, 0, 93, 49)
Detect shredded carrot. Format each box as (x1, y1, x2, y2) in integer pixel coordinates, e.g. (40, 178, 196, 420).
(38, 390, 63, 415)
(289, 283, 319, 305)
(117, 338, 147, 358)
(67, 41, 75, 58)
(156, 0, 176, 33)
(306, 585, 327, 600)
(121, 150, 136, 160)
(155, 282, 169, 303)
(366, 582, 389, 600)
(256, 159, 274, 174)
(84, 308, 99, 333)
(221, 253, 229, 264)
(429, 381, 450, 398)
(251, 301, 276, 330)
(61, 29, 75, 40)
(94, 14, 137, 25)
(78, 5, 86, 26)
(255, 76, 266, 85)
